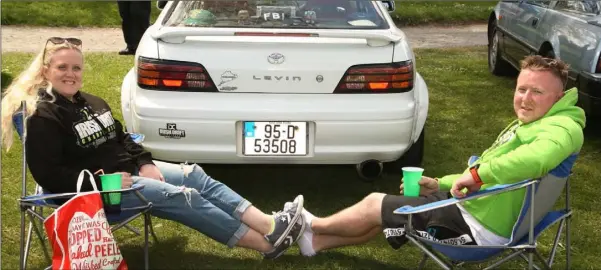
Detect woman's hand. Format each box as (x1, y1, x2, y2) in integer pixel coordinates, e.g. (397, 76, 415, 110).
(115, 172, 133, 189)
(138, 164, 165, 182)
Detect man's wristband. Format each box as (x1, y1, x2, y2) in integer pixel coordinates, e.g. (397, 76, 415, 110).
(469, 166, 484, 186)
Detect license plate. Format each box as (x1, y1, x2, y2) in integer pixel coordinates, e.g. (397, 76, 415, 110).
(243, 121, 307, 156)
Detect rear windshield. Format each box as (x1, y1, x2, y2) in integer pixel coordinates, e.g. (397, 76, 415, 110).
(164, 0, 389, 29)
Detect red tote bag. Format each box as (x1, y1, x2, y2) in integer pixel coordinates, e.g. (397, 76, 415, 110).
(43, 170, 128, 270)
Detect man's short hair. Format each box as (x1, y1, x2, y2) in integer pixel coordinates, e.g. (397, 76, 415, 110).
(520, 55, 569, 89)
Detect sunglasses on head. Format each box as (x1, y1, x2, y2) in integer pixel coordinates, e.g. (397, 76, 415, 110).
(47, 37, 82, 46)
(42, 37, 83, 64)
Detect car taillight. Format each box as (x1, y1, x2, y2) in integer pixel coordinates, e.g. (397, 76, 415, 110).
(137, 57, 217, 92)
(334, 61, 414, 93)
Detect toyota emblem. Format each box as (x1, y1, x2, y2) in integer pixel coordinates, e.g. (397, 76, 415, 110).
(267, 53, 285, 64)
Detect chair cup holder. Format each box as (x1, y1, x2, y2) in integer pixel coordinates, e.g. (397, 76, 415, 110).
(101, 192, 122, 215)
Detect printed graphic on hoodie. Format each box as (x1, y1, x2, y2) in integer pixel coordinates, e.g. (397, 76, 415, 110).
(490, 123, 519, 150)
(73, 108, 117, 148)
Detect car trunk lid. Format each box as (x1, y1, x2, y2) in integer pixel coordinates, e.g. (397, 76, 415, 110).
(153, 27, 399, 94)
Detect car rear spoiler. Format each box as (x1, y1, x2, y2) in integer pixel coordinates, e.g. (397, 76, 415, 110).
(151, 27, 402, 44)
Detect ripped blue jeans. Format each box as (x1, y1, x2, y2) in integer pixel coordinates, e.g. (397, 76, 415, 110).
(119, 160, 252, 248)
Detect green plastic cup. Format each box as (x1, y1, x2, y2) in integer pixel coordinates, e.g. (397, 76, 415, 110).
(100, 173, 122, 205)
(402, 167, 424, 197)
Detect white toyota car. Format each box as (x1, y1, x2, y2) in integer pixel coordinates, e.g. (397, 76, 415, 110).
(120, 0, 429, 179)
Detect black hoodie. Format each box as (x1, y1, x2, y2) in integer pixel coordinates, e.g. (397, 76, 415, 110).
(25, 89, 154, 194)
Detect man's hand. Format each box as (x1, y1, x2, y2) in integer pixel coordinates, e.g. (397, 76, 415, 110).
(139, 164, 165, 182)
(450, 173, 482, 198)
(116, 172, 133, 189)
(400, 176, 439, 196)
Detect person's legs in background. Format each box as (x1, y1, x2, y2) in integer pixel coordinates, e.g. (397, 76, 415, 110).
(117, 1, 133, 55)
(117, 1, 151, 55)
(130, 1, 151, 52)
(157, 1, 168, 9)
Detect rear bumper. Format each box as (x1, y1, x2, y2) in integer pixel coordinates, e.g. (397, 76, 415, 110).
(122, 74, 428, 165)
(135, 117, 416, 164)
(578, 72, 601, 117)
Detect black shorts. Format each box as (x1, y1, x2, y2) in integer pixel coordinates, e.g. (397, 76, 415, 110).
(381, 191, 476, 249)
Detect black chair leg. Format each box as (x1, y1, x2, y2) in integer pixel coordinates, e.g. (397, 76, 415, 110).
(144, 214, 150, 270)
(148, 216, 159, 244)
(418, 254, 429, 270)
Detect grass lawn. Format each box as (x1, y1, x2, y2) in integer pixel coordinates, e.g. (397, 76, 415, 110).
(0, 1, 494, 27)
(2, 47, 600, 269)
(392, 1, 494, 26)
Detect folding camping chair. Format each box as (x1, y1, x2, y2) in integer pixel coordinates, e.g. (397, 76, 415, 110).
(394, 154, 577, 270)
(14, 101, 159, 270)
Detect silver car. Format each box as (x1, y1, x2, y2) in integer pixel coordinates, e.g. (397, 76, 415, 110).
(487, 0, 601, 117)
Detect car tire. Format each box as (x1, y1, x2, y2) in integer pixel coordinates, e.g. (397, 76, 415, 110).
(384, 128, 425, 174)
(488, 22, 513, 76)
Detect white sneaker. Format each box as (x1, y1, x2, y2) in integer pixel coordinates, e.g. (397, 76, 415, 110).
(284, 203, 318, 257)
(297, 223, 317, 256)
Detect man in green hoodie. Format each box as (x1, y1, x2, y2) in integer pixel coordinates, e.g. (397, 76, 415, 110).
(290, 55, 586, 256)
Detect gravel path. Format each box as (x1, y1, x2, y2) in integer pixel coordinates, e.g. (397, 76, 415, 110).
(1, 24, 488, 52)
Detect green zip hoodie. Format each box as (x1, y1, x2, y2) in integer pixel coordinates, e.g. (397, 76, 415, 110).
(438, 87, 586, 238)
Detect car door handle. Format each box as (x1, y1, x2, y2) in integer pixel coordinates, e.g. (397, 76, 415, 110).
(532, 18, 539, 27)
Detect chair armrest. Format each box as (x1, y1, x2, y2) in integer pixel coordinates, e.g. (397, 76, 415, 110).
(468, 155, 480, 167)
(393, 179, 538, 215)
(99, 183, 145, 195)
(19, 184, 146, 203)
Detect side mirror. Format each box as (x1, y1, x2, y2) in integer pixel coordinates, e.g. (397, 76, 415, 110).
(381, 0, 396, 12)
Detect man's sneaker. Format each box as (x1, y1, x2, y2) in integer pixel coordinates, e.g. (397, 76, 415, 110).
(263, 215, 306, 259)
(264, 195, 304, 247)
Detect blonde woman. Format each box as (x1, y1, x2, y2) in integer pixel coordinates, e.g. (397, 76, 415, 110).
(1, 38, 305, 259)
